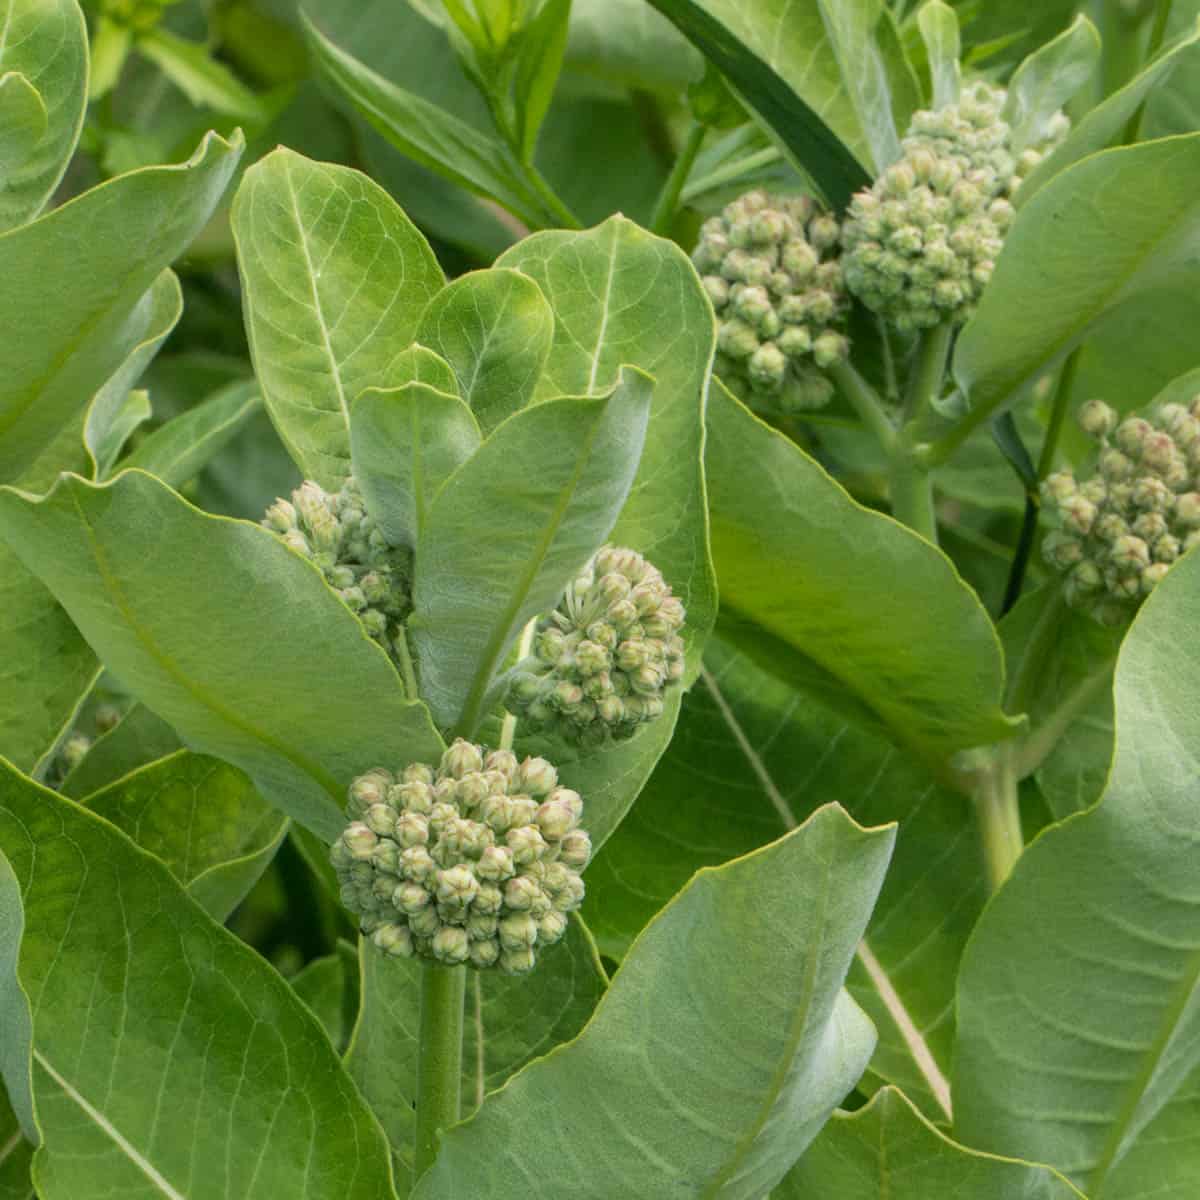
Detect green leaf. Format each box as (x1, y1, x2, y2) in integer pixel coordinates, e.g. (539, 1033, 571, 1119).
(290, 941, 359, 1053)
(497, 215, 719, 682)
(707, 382, 1017, 766)
(60, 704, 181, 800)
(1003, 15, 1100, 155)
(346, 916, 605, 1169)
(652, 0, 917, 181)
(953, 547, 1200, 1194)
(952, 135, 1200, 465)
(87, 391, 151, 481)
(302, 13, 560, 228)
(232, 147, 445, 489)
(586, 636, 981, 1123)
(0, 72, 47, 174)
(386, 344, 462, 396)
(0, 760, 398, 1199)
(0, 852, 33, 1143)
(957, 0, 1078, 67)
(513, 0, 570, 161)
(414, 268, 554, 437)
(0, 549, 95, 774)
(1018, 21, 1200, 204)
(122, 380, 262, 489)
(411, 367, 652, 732)
(350, 382, 482, 552)
(0, 129, 243, 488)
(0, 0, 87, 232)
(565, 0, 702, 92)
(0, 470, 444, 840)
(0, 1083, 34, 1198)
(917, 1, 961, 110)
(775, 1087, 1084, 1198)
(83, 750, 287, 921)
(135, 26, 273, 123)
(414, 805, 895, 1198)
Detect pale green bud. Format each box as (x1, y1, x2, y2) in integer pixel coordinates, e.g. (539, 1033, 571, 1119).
(409, 906, 441, 938)
(1078, 399, 1118, 440)
(499, 912, 539, 950)
(399, 846, 437, 883)
(432, 926, 470, 965)
(537, 910, 569, 946)
(503, 875, 544, 911)
(364, 803, 397, 837)
(1142, 562, 1171, 593)
(559, 829, 592, 870)
(1116, 418, 1152, 457)
(342, 823, 378, 860)
(516, 755, 558, 796)
(441, 739, 483, 779)
(507, 825, 548, 866)
(1110, 535, 1151, 571)
(372, 923, 414, 958)
(1174, 493, 1200, 527)
(475, 844, 516, 882)
(395, 882, 432, 916)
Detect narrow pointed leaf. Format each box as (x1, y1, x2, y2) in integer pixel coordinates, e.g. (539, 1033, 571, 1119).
(232, 147, 445, 489)
(918, 1, 960, 110)
(136, 27, 273, 123)
(83, 750, 287, 921)
(351, 382, 482, 550)
(707, 382, 1017, 765)
(513, 0, 570, 161)
(498, 215, 718, 682)
(122, 380, 262, 488)
(954, 547, 1200, 1194)
(0, 761, 398, 1199)
(415, 805, 895, 1199)
(59, 704, 181, 800)
(346, 917, 605, 1166)
(776, 1088, 1084, 1198)
(414, 268, 554, 436)
(953, 135, 1200, 443)
(411, 367, 652, 732)
(0, 130, 243, 487)
(0, 0, 87, 232)
(1003, 16, 1100, 155)
(0, 470, 444, 840)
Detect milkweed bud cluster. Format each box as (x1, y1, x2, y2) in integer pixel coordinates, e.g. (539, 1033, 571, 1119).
(507, 546, 686, 745)
(1040, 397, 1200, 624)
(331, 740, 590, 973)
(842, 88, 1019, 333)
(692, 190, 850, 413)
(263, 478, 411, 662)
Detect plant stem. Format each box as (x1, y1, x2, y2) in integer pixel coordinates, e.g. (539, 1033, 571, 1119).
(1006, 584, 1068, 716)
(395, 623, 420, 699)
(497, 618, 536, 752)
(904, 322, 954, 427)
(1037, 347, 1082, 479)
(525, 163, 583, 229)
(889, 451, 939, 542)
(650, 122, 706, 236)
(971, 749, 1023, 893)
(414, 962, 466, 1181)
(682, 146, 782, 204)
(1014, 661, 1115, 779)
(826, 360, 897, 452)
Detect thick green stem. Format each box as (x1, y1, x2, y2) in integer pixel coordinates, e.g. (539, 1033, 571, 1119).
(651, 122, 706, 236)
(826, 360, 897, 452)
(971, 749, 1023, 894)
(414, 963, 466, 1180)
(904, 323, 954, 427)
(889, 450, 938, 542)
(1014, 662, 1116, 779)
(395, 624, 420, 700)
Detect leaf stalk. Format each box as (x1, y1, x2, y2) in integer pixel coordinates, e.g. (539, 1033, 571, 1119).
(414, 962, 466, 1181)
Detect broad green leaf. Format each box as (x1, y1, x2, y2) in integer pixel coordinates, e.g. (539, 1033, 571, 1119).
(0, 1084, 34, 1198)
(232, 147, 444, 489)
(303, 14, 562, 228)
(498, 216, 719, 681)
(0, 760, 398, 1199)
(586, 636, 980, 1122)
(346, 916, 605, 1169)
(0, 129, 243, 488)
(87, 391, 151, 480)
(0, 853, 33, 1142)
(0, 550, 95, 774)
(411, 367, 653, 732)
(650, 0, 918, 179)
(136, 26, 273, 123)
(954, 547, 1200, 1195)
(350, 382, 482, 550)
(918, 1, 961, 109)
(707, 383, 1016, 766)
(514, 0, 570, 160)
(60, 704, 181, 800)
(775, 1088, 1084, 1198)
(565, 0, 702, 91)
(0, 72, 46, 173)
(290, 941, 359, 1053)
(0, 470, 444, 840)
(415, 805, 895, 1199)
(1003, 15, 1099, 154)
(122, 380, 262, 488)
(84, 750, 287, 921)
(414, 268, 554, 436)
(1018, 20, 1200, 204)
(953, 135, 1200, 442)
(0, 0, 87, 232)
(387, 344, 461, 395)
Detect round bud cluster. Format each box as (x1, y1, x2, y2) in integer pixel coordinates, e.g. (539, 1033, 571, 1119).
(1040, 397, 1200, 624)
(263, 478, 411, 662)
(507, 546, 686, 745)
(691, 190, 850, 413)
(331, 740, 591, 973)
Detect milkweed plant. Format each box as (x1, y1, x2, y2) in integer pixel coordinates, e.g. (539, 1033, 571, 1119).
(2, 0, 1199, 1196)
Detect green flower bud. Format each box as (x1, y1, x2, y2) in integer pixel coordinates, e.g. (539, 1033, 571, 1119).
(499, 912, 539, 951)
(1078, 399, 1118, 440)
(507, 825, 548, 866)
(559, 829, 592, 870)
(342, 823, 378, 860)
(432, 926, 470, 965)
(409, 906, 441, 938)
(1110, 535, 1151, 572)
(1116, 417, 1152, 457)
(500, 946, 537, 974)
(372, 923, 414, 959)
(441, 739, 483, 779)
(1142, 562, 1171, 593)
(1153, 533, 1181, 564)
(1175, 493, 1200, 527)
(537, 910, 569, 946)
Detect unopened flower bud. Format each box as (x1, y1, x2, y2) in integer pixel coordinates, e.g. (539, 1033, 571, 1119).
(432, 926, 470, 965)
(372, 923, 414, 958)
(1078, 399, 1118, 440)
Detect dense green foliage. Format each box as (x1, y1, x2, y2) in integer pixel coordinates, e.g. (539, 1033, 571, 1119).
(2, 0, 1200, 1196)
